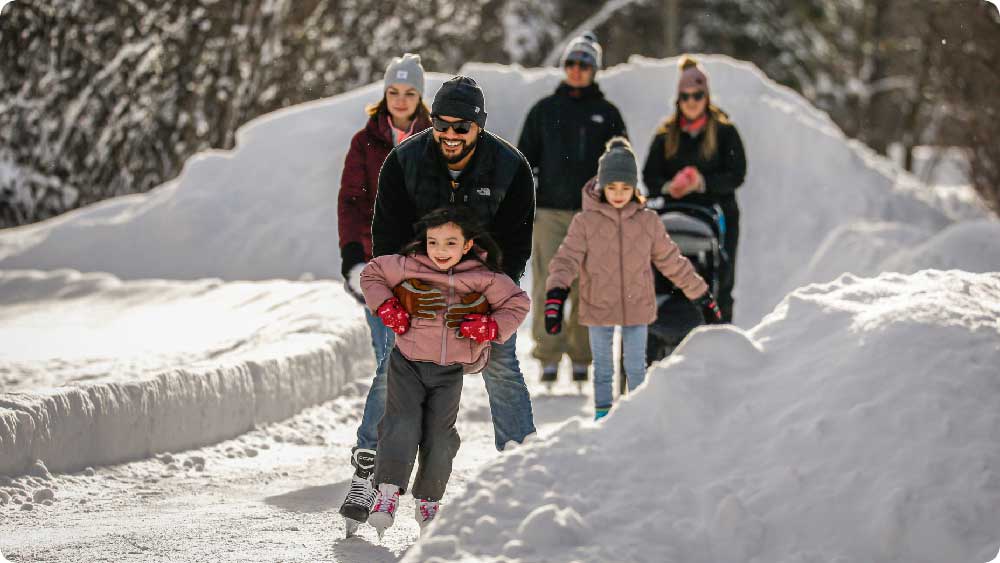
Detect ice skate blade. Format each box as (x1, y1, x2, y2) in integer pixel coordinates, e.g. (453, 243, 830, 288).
(344, 518, 360, 538)
(368, 512, 393, 539)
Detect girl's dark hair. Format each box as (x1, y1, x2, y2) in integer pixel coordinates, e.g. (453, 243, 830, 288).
(365, 95, 432, 121)
(401, 206, 504, 273)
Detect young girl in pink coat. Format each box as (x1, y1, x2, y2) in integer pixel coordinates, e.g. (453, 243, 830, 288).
(360, 206, 529, 536)
(545, 138, 722, 420)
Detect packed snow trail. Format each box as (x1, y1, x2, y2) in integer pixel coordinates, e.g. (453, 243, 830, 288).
(0, 341, 593, 562)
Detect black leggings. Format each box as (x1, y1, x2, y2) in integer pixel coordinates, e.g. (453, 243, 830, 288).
(718, 210, 739, 323)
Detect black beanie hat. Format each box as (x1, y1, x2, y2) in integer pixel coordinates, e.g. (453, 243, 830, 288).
(432, 76, 487, 128)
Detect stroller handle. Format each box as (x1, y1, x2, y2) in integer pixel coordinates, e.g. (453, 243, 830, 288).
(645, 198, 727, 240)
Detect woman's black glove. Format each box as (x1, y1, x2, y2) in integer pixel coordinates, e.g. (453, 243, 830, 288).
(693, 292, 723, 324)
(544, 288, 570, 334)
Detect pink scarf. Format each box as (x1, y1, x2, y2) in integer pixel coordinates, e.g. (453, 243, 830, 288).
(680, 114, 707, 136)
(388, 115, 417, 146)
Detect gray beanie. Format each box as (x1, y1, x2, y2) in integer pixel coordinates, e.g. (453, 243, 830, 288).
(383, 53, 425, 96)
(597, 137, 638, 189)
(561, 31, 603, 69)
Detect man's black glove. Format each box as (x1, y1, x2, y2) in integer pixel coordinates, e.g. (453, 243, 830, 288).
(340, 242, 366, 304)
(544, 288, 569, 334)
(693, 291, 723, 324)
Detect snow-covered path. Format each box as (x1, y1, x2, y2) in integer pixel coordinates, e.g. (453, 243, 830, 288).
(0, 338, 593, 562)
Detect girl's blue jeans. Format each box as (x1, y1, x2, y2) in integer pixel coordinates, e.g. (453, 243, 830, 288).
(588, 324, 648, 409)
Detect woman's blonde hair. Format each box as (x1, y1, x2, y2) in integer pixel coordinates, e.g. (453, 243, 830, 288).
(659, 56, 730, 161)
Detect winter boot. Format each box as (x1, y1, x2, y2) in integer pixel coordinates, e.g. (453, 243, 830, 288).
(540, 363, 558, 392)
(572, 363, 589, 393)
(415, 498, 441, 533)
(339, 447, 376, 537)
(595, 405, 611, 421)
(368, 483, 401, 539)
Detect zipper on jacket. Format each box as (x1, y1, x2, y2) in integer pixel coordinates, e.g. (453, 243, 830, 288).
(440, 269, 454, 364)
(618, 208, 626, 326)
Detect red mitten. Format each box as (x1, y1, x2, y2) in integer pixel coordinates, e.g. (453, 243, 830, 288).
(459, 313, 499, 344)
(377, 297, 410, 335)
(681, 166, 703, 191)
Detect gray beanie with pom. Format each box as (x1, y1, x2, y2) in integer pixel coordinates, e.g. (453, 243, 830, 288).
(384, 53, 425, 96)
(597, 137, 638, 189)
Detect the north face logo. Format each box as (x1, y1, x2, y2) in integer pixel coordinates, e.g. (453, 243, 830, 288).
(396, 70, 408, 79)
(474, 107, 481, 113)
(591, 114, 605, 124)
(477, 187, 491, 196)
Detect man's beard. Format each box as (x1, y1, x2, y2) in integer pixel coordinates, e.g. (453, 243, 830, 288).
(438, 135, 478, 164)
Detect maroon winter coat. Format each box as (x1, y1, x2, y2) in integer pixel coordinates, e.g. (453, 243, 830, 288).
(338, 112, 432, 261)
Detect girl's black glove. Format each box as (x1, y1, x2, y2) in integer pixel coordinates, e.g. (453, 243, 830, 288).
(694, 292, 723, 324)
(544, 288, 570, 334)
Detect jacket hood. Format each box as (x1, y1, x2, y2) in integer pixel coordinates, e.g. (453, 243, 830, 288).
(581, 177, 642, 220)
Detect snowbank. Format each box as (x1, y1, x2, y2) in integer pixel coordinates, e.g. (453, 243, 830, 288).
(0, 269, 370, 476)
(408, 270, 1000, 563)
(0, 56, 991, 326)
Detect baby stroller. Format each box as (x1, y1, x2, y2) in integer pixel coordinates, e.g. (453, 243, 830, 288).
(643, 200, 727, 367)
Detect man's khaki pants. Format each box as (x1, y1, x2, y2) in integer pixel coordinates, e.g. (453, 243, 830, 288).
(531, 208, 591, 367)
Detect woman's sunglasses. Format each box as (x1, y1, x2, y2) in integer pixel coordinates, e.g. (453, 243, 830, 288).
(564, 60, 593, 71)
(432, 117, 474, 134)
(679, 91, 706, 102)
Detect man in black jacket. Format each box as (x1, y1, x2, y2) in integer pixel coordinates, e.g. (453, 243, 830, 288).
(517, 32, 628, 389)
(371, 76, 537, 452)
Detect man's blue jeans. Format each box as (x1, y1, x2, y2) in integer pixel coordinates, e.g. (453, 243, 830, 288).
(355, 314, 535, 452)
(356, 308, 395, 450)
(588, 325, 648, 409)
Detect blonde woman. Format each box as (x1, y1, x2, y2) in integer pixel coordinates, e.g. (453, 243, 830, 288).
(642, 55, 747, 323)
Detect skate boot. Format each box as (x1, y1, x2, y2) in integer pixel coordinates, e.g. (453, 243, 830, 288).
(368, 483, 400, 539)
(540, 363, 557, 392)
(415, 498, 440, 534)
(572, 363, 589, 394)
(339, 447, 376, 537)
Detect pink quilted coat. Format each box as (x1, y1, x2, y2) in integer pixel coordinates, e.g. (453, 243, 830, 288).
(361, 253, 529, 373)
(546, 178, 708, 326)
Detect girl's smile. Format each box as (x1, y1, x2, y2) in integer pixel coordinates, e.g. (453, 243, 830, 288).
(426, 221, 474, 270)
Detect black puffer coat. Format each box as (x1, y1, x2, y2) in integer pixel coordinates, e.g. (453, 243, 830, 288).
(517, 82, 627, 211)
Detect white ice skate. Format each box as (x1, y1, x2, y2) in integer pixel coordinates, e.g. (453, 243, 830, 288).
(415, 498, 440, 534)
(368, 483, 400, 539)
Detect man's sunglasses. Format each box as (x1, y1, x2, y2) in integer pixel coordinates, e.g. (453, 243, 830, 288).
(564, 60, 593, 71)
(432, 117, 474, 134)
(679, 91, 706, 102)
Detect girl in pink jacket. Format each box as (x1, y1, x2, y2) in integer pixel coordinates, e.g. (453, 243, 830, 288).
(545, 138, 721, 420)
(360, 206, 529, 536)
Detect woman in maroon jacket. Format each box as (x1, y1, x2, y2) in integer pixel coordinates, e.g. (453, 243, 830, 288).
(337, 53, 433, 534)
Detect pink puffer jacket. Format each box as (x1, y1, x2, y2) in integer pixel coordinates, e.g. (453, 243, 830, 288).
(361, 253, 529, 373)
(546, 178, 708, 326)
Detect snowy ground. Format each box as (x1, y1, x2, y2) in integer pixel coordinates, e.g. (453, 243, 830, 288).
(1, 55, 999, 561)
(0, 332, 594, 562)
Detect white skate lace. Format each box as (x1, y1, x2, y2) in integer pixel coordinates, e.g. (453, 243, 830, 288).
(418, 500, 439, 522)
(372, 490, 399, 514)
(344, 475, 375, 508)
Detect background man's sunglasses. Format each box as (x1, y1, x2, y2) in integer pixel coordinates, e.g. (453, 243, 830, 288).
(679, 91, 706, 102)
(564, 60, 593, 71)
(432, 117, 474, 134)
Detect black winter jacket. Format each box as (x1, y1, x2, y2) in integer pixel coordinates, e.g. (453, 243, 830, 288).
(517, 82, 628, 211)
(373, 128, 535, 281)
(642, 118, 747, 220)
